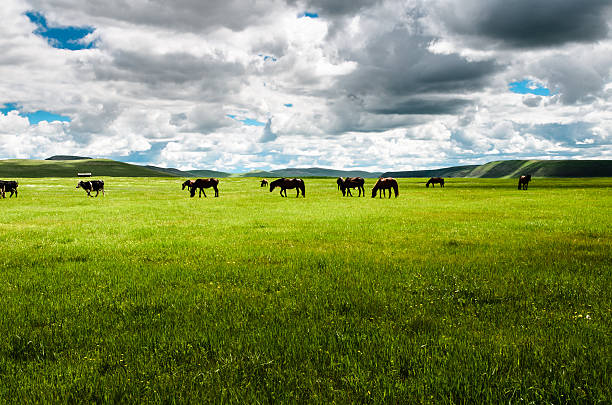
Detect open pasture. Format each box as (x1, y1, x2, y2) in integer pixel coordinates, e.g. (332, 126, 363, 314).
(0, 177, 610, 403)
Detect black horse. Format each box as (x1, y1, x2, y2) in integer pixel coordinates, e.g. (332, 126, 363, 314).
(270, 178, 305, 197)
(518, 175, 531, 190)
(0, 180, 18, 198)
(260, 179, 269, 187)
(187, 178, 219, 197)
(426, 177, 444, 188)
(337, 177, 365, 196)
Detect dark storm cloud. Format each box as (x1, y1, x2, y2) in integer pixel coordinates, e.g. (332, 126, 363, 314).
(336, 30, 498, 121)
(370, 97, 472, 115)
(439, 0, 612, 48)
(341, 32, 498, 97)
(91, 50, 245, 99)
(285, 0, 380, 16)
(29, 0, 280, 32)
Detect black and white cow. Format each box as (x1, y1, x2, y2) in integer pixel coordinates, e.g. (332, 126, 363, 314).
(0, 180, 18, 198)
(76, 180, 105, 197)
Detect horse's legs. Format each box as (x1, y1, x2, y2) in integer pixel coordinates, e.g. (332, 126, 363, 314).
(347, 188, 352, 197)
(214, 185, 219, 197)
(296, 188, 299, 197)
(95, 190, 99, 197)
(202, 188, 207, 198)
(388, 188, 392, 198)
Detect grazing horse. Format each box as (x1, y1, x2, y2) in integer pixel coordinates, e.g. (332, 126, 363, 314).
(426, 177, 445, 188)
(0, 180, 18, 198)
(182, 180, 195, 193)
(189, 178, 220, 198)
(371, 177, 399, 198)
(518, 175, 532, 190)
(270, 178, 305, 197)
(260, 179, 268, 187)
(337, 177, 365, 197)
(76, 180, 105, 197)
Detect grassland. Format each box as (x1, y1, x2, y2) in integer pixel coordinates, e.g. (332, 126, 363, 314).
(0, 177, 610, 403)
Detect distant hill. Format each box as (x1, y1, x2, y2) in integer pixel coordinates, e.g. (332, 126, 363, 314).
(188, 169, 232, 178)
(0, 159, 177, 178)
(242, 167, 383, 178)
(46, 155, 92, 160)
(2, 158, 610, 178)
(383, 160, 612, 178)
(383, 165, 479, 178)
(144, 166, 231, 178)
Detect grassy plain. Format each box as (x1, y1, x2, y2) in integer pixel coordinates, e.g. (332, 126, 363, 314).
(0, 177, 610, 403)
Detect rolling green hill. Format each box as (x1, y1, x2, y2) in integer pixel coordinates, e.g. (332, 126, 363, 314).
(2, 158, 611, 178)
(383, 164, 479, 178)
(0, 159, 177, 178)
(384, 160, 612, 178)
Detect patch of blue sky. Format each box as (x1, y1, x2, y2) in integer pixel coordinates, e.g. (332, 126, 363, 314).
(1, 103, 70, 124)
(298, 12, 319, 18)
(0, 103, 19, 115)
(284, 104, 293, 107)
(508, 79, 551, 96)
(227, 114, 266, 126)
(25, 11, 95, 50)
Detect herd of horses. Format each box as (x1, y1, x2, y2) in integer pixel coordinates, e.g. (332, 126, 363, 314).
(0, 175, 533, 199)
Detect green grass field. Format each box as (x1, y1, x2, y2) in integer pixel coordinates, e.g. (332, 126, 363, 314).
(1, 177, 610, 403)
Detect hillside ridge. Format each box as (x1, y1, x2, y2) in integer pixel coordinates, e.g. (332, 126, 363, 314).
(1, 158, 610, 178)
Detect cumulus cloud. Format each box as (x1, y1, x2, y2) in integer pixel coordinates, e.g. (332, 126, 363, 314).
(0, 0, 611, 171)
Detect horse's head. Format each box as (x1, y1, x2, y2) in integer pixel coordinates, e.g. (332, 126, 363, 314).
(269, 182, 276, 192)
(426, 181, 430, 188)
(76, 181, 84, 189)
(337, 177, 344, 190)
(182, 180, 192, 190)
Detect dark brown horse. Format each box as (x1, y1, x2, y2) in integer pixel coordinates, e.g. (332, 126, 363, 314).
(270, 178, 305, 197)
(337, 177, 365, 197)
(372, 177, 398, 198)
(182, 180, 194, 193)
(518, 175, 531, 190)
(260, 179, 268, 187)
(426, 177, 445, 188)
(188, 178, 219, 197)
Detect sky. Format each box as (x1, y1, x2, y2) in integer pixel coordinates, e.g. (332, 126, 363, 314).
(0, 0, 611, 172)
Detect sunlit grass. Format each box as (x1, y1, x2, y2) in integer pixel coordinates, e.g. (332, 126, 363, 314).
(0, 177, 610, 403)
